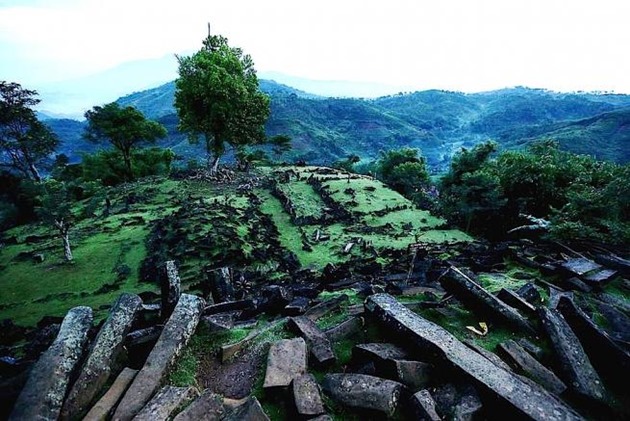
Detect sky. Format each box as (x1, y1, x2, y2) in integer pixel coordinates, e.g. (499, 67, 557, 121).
(1, 0, 630, 95)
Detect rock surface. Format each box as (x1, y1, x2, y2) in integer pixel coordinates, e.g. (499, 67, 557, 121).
(292, 373, 325, 416)
(113, 294, 205, 420)
(172, 389, 225, 421)
(133, 385, 198, 421)
(9, 306, 93, 421)
(321, 373, 404, 416)
(411, 389, 441, 420)
(162, 260, 182, 319)
(365, 293, 583, 421)
(222, 396, 269, 421)
(538, 306, 606, 403)
(62, 293, 142, 419)
(263, 337, 307, 388)
(82, 367, 137, 421)
(288, 316, 336, 366)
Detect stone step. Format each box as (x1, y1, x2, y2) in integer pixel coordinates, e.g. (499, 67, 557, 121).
(364, 293, 583, 421)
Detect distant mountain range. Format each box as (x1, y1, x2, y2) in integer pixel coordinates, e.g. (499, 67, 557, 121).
(46, 79, 630, 170)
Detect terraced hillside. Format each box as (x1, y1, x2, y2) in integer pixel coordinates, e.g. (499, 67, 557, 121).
(0, 166, 470, 326)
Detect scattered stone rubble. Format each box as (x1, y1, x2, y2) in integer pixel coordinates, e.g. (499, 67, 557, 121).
(2, 241, 629, 419)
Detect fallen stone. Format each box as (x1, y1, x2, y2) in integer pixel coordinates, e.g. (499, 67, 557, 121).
(365, 294, 582, 420)
(260, 285, 293, 314)
(221, 318, 286, 363)
(547, 288, 573, 310)
(516, 282, 542, 306)
(113, 294, 205, 420)
(557, 296, 630, 391)
(288, 316, 336, 366)
(203, 299, 255, 315)
(563, 277, 592, 293)
(126, 326, 162, 347)
(62, 293, 142, 419)
(463, 340, 512, 372)
(440, 267, 535, 334)
(284, 296, 310, 316)
(133, 385, 198, 421)
(516, 338, 545, 360)
(497, 288, 536, 316)
(309, 415, 333, 421)
(203, 313, 235, 332)
(560, 258, 601, 277)
(172, 389, 224, 421)
(411, 389, 441, 421)
(305, 294, 349, 321)
(583, 269, 617, 287)
(539, 307, 606, 404)
(9, 306, 92, 421)
(453, 386, 483, 421)
(263, 338, 307, 389)
(208, 267, 234, 303)
(321, 373, 404, 417)
(222, 396, 269, 421)
(496, 340, 566, 396)
(162, 261, 182, 319)
(387, 359, 432, 390)
(82, 367, 137, 421)
(353, 342, 409, 365)
(594, 253, 630, 277)
(292, 373, 325, 417)
(325, 316, 364, 342)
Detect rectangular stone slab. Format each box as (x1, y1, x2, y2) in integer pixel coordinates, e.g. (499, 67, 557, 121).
(133, 385, 198, 421)
(172, 389, 225, 421)
(82, 367, 137, 421)
(539, 307, 606, 404)
(497, 340, 567, 396)
(62, 293, 142, 419)
(440, 266, 535, 334)
(364, 293, 583, 421)
(292, 373, 325, 416)
(560, 258, 601, 276)
(325, 317, 364, 342)
(288, 316, 336, 366)
(304, 294, 349, 321)
(112, 294, 205, 420)
(263, 338, 307, 388)
(9, 306, 93, 421)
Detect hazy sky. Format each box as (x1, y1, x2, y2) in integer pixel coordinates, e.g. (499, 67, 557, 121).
(1, 0, 630, 93)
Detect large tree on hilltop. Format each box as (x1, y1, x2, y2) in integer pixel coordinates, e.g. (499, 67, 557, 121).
(0, 81, 59, 181)
(84, 103, 167, 181)
(174, 32, 270, 173)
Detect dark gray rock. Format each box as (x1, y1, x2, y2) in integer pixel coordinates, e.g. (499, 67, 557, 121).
(557, 296, 630, 392)
(288, 316, 336, 366)
(516, 282, 542, 306)
(563, 277, 592, 293)
(10, 306, 93, 421)
(162, 260, 181, 319)
(594, 253, 630, 277)
(353, 342, 409, 364)
(126, 326, 162, 347)
(560, 258, 602, 277)
(203, 299, 255, 315)
(284, 296, 310, 316)
(321, 373, 404, 417)
(82, 367, 137, 421)
(292, 373, 325, 417)
(62, 293, 142, 419)
(113, 294, 205, 420)
(440, 267, 535, 334)
(325, 317, 364, 342)
(516, 338, 544, 360)
(497, 340, 566, 396)
(463, 340, 512, 372)
(497, 288, 536, 316)
(222, 396, 269, 421)
(411, 389, 441, 421)
(305, 294, 349, 321)
(388, 359, 432, 390)
(134, 385, 198, 421)
(263, 338, 307, 389)
(172, 389, 224, 421)
(365, 294, 582, 421)
(539, 307, 606, 404)
(208, 267, 234, 303)
(583, 269, 618, 287)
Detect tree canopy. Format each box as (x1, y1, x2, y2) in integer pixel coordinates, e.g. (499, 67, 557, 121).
(0, 81, 59, 181)
(174, 33, 270, 172)
(84, 103, 167, 180)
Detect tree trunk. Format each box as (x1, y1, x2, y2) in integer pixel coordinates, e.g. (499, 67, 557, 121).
(62, 233, 73, 262)
(29, 163, 42, 182)
(122, 152, 133, 181)
(209, 155, 220, 175)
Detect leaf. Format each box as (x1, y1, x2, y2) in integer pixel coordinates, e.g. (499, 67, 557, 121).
(466, 321, 488, 336)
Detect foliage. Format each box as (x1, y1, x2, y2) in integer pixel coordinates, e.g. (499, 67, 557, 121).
(440, 140, 630, 244)
(375, 148, 430, 204)
(0, 81, 59, 181)
(81, 148, 174, 186)
(84, 103, 167, 180)
(174, 34, 270, 171)
(36, 180, 75, 261)
(333, 154, 360, 172)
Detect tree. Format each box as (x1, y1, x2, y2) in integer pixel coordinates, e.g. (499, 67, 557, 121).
(269, 135, 292, 158)
(84, 103, 167, 180)
(333, 154, 361, 172)
(37, 180, 74, 262)
(174, 33, 270, 173)
(0, 81, 59, 181)
(376, 148, 429, 195)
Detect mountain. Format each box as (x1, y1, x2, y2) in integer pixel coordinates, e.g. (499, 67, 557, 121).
(46, 81, 630, 169)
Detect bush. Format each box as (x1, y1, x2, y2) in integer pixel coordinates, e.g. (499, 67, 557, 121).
(82, 148, 174, 186)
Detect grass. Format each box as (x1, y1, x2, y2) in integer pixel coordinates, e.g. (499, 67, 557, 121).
(276, 181, 326, 220)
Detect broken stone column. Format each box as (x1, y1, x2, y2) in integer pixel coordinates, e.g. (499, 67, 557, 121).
(222, 396, 269, 421)
(411, 389, 441, 420)
(113, 294, 205, 421)
(172, 389, 225, 421)
(305, 293, 349, 321)
(365, 294, 582, 421)
(62, 293, 142, 419)
(321, 373, 404, 417)
(133, 385, 198, 421)
(263, 337, 307, 389)
(538, 307, 606, 404)
(440, 266, 535, 334)
(209, 267, 234, 303)
(162, 260, 182, 319)
(288, 316, 336, 366)
(82, 367, 137, 421)
(9, 306, 93, 421)
(292, 373, 325, 417)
